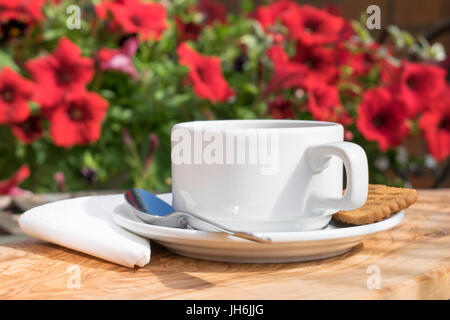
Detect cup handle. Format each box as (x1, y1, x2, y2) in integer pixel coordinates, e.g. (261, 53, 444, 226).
(305, 141, 368, 215)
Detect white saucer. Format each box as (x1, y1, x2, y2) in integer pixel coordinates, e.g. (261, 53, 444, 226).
(113, 193, 404, 263)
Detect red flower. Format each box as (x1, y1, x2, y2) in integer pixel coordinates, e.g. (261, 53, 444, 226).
(266, 62, 308, 94)
(267, 45, 290, 64)
(11, 115, 43, 144)
(0, 165, 30, 196)
(266, 45, 308, 93)
(175, 16, 203, 42)
(306, 83, 352, 125)
(49, 92, 109, 147)
(95, 0, 124, 19)
(0, 67, 34, 124)
(175, 0, 226, 42)
(281, 5, 345, 45)
(95, 0, 120, 19)
(419, 87, 450, 161)
(379, 59, 400, 85)
(337, 44, 377, 78)
(0, 0, 44, 25)
(337, 43, 399, 83)
(98, 0, 168, 41)
(268, 96, 295, 119)
(323, 4, 354, 41)
(177, 43, 234, 103)
(25, 37, 94, 108)
(197, 0, 227, 25)
(252, 0, 299, 30)
(323, 3, 341, 16)
(357, 88, 410, 151)
(292, 42, 338, 85)
(391, 61, 447, 117)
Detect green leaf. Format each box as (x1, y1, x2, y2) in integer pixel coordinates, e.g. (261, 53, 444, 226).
(43, 29, 65, 41)
(0, 50, 19, 71)
(29, 101, 40, 113)
(351, 19, 372, 44)
(241, 0, 254, 13)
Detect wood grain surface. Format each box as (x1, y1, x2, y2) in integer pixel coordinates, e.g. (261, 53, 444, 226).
(0, 189, 448, 300)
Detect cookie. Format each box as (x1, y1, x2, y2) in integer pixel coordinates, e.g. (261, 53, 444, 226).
(332, 184, 418, 225)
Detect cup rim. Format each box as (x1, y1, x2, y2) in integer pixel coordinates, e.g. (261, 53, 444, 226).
(173, 119, 342, 132)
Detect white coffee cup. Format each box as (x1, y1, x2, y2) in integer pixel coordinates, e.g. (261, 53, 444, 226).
(171, 120, 368, 232)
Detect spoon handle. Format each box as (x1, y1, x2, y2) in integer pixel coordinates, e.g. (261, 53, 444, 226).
(177, 212, 272, 243)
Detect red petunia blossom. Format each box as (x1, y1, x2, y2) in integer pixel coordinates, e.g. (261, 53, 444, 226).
(337, 44, 377, 78)
(175, 0, 226, 42)
(305, 83, 352, 126)
(268, 96, 295, 119)
(99, 0, 168, 41)
(25, 37, 94, 108)
(379, 58, 401, 85)
(97, 37, 139, 80)
(338, 23, 355, 42)
(252, 0, 299, 32)
(266, 62, 308, 94)
(0, 67, 34, 124)
(267, 45, 290, 64)
(391, 61, 447, 117)
(0, 0, 45, 25)
(292, 42, 339, 85)
(177, 42, 234, 103)
(419, 87, 450, 161)
(49, 92, 109, 147)
(337, 42, 399, 83)
(95, 0, 125, 19)
(11, 114, 43, 144)
(0, 165, 30, 196)
(323, 3, 341, 16)
(323, 4, 354, 41)
(197, 0, 227, 24)
(265, 45, 308, 94)
(357, 88, 410, 151)
(281, 5, 345, 46)
(175, 16, 204, 42)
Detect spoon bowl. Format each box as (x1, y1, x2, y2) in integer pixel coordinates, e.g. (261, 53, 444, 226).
(124, 189, 272, 243)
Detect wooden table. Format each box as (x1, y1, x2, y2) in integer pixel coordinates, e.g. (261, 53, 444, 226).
(0, 189, 448, 300)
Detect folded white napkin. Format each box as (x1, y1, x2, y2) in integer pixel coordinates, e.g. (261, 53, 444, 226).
(18, 195, 150, 268)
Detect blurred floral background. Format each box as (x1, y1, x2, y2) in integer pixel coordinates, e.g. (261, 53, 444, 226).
(0, 0, 449, 196)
